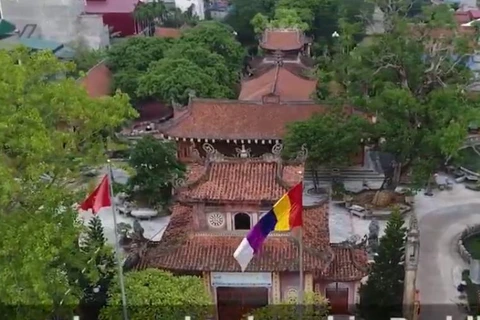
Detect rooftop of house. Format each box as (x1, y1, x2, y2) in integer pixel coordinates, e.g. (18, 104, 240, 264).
(239, 64, 317, 101)
(154, 27, 182, 38)
(160, 98, 328, 140)
(176, 155, 304, 203)
(260, 28, 307, 51)
(78, 61, 113, 98)
(85, 0, 140, 14)
(0, 35, 76, 59)
(135, 201, 368, 279)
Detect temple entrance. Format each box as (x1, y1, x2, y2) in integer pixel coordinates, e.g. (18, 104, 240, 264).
(216, 287, 268, 320)
(326, 287, 349, 314)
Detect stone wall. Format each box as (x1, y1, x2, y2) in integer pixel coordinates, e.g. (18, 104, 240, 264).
(457, 224, 480, 264)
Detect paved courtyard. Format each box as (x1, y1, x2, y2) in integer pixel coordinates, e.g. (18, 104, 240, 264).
(415, 179, 480, 320)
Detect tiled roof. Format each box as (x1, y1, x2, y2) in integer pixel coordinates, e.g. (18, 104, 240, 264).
(323, 245, 369, 281)
(260, 29, 306, 51)
(154, 27, 181, 38)
(162, 99, 326, 140)
(79, 61, 112, 98)
(239, 65, 317, 101)
(455, 12, 471, 25)
(136, 204, 368, 280)
(179, 160, 303, 202)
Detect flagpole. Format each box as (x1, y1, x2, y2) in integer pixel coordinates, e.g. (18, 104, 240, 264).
(298, 181, 304, 317)
(107, 160, 129, 320)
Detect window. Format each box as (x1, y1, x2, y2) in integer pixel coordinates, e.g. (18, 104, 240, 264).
(234, 212, 251, 230)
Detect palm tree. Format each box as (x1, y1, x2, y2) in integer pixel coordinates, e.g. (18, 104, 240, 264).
(133, 0, 167, 35)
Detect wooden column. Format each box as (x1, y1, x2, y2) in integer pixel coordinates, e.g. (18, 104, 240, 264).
(272, 272, 281, 303)
(305, 273, 313, 292)
(202, 272, 212, 298)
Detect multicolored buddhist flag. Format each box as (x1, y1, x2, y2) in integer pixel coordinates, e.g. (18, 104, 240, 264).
(233, 183, 303, 271)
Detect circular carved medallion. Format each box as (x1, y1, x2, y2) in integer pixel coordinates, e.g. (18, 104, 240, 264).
(207, 212, 225, 228)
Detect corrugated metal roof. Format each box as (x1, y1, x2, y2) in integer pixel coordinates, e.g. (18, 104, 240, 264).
(18, 38, 63, 51)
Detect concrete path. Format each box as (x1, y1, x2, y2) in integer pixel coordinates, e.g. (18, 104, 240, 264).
(415, 183, 480, 320)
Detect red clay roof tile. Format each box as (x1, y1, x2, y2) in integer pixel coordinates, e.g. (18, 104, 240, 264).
(154, 27, 182, 38)
(137, 204, 332, 272)
(260, 29, 306, 51)
(179, 160, 303, 202)
(162, 99, 326, 140)
(323, 245, 369, 281)
(137, 203, 368, 280)
(79, 61, 112, 98)
(239, 66, 317, 101)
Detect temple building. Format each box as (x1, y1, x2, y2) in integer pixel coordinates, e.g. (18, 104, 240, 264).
(133, 143, 368, 319)
(242, 28, 316, 102)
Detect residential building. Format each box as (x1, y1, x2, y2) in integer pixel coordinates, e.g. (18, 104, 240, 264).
(84, 0, 140, 37)
(132, 145, 368, 319)
(0, 0, 109, 49)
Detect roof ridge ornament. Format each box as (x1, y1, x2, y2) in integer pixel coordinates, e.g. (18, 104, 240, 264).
(295, 144, 308, 162)
(235, 144, 251, 158)
(203, 142, 224, 161)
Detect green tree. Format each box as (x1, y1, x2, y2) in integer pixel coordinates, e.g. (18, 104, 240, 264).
(317, 3, 480, 189)
(283, 109, 371, 189)
(357, 210, 407, 320)
(71, 42, 106, 76)
(164, 41, 238, 89)
(126, 136, 185, 207)
(106, 36, 174, 101)
(276, 0, 373, 51)
(100, 269, 213, 320)
(0, 48, 136, 210)
(180, 21, 245, 73)
(137, 57, 235, 105)
(0, 190, 94, 320)
(133, 0, 167, 29)
(79, 217, 116, 320)
(251, 8, 309, 34)
(0, 48, 136, 319)
(224, 0, 277, 46)
(245, 291, 329, 319)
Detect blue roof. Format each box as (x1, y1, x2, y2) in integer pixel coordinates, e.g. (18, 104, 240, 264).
(19, 38, 63, 51)
(54, 46, 76, 60)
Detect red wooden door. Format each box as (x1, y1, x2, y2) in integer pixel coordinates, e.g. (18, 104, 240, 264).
(216, 287, 268, 320)
(326, 287, 349, 314)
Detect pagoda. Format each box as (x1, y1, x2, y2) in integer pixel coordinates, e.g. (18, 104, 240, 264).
(133, 144, 368, 319)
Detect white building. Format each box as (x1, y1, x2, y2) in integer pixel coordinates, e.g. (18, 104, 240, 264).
(0, 0, 109, 49)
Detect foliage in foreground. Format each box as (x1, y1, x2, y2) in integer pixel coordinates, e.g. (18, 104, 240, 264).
(244, 291, 329, 320)
(100, 269, 213, 320)
(0, 48, 137, 319)
(357, 210, 407, 320)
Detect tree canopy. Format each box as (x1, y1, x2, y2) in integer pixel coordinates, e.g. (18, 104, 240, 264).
(100, 269, 213, 320)
(0, 48, 136, 319)
(283, 109, 371, 167)
(358, 210, 407, 320)
(180, 21, 245, 72)
(126, 136, 186, 207)
(252, 8, 309, 34)
(316, 1, 480, 188)
(226, 0, 372, 51)
(107, 36, 174, 101)
(137, 57, 235, 105)
(106, 21, 243, 104)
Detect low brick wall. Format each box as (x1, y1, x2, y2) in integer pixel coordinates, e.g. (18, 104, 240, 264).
(458, 224, 480, 263)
